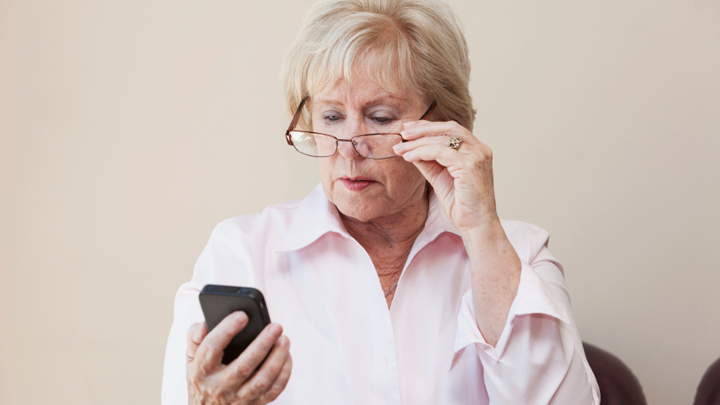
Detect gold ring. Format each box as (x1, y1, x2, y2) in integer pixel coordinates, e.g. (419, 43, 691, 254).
(449, 137, 463, 149)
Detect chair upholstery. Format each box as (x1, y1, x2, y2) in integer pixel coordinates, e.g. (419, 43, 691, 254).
(694, 356, 720, 405)
(582, 342, 647, 405)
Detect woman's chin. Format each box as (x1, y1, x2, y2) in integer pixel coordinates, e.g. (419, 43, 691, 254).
(330, 193, 391, 224)
(335, 201, 380, 223)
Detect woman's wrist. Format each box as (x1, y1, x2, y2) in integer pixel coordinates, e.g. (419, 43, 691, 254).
(461, 218, 521, 276)
(459, 216, 505, 245)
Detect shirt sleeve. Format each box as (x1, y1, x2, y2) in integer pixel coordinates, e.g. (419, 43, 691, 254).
(451, 224, 601, 405)
(161, 281, 202, 405)
(161, 219, 255, 405)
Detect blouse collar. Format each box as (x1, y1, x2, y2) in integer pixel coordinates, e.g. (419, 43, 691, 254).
(275, 183, 460, 253)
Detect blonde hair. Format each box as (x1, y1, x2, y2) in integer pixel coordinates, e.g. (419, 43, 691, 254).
(282, 0, 475, 131)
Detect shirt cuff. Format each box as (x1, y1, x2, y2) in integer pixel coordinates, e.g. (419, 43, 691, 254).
(451, 258, 571, 370)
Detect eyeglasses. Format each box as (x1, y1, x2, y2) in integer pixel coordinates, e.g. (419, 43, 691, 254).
(285, 97, 436, 159)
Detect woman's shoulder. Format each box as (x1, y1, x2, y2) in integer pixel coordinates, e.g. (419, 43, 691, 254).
(191, 198, 309, 286)
(210, 197, 306, 243)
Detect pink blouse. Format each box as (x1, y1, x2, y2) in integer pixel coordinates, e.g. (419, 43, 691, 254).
(162, 185, 600, 404)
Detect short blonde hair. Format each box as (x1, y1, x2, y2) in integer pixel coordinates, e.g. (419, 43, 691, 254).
(282, 0, 475, 131)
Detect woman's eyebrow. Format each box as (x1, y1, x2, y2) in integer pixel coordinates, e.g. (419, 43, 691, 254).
(313, 100, 344, 110)
(312, 94, 406, 108)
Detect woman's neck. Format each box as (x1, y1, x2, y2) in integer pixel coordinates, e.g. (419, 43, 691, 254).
(340, 190, 430, 276)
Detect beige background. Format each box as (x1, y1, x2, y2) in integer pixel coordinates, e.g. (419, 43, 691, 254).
(1, 0, 719, 403)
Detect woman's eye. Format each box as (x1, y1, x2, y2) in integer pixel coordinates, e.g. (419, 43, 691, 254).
(373, 116, 393, 124)
(323, 114, 341, 122)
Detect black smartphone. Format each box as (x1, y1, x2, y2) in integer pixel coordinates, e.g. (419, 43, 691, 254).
(199, 284, 271, 365)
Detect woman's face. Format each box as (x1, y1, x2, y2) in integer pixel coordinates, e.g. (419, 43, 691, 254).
(312, 73, 428, 224)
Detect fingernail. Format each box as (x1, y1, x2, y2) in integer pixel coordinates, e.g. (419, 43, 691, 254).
(392, 144, 404, 153)
(269, 323, 282, 336)
(234, 311, 248, 323)
(280, 337, 290, 349)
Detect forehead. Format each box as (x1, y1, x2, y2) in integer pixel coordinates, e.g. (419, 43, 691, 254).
(307, 51, 420, 105)
(312, 76, 410, 108)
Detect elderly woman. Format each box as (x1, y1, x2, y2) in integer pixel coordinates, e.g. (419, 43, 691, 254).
(162, 0, 600, 403)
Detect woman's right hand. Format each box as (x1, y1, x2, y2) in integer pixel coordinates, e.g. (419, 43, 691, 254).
(186, 312, 292, 404)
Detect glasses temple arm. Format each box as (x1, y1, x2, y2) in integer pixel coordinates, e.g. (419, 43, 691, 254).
(419, 100, 437, 120)
(288, 97, 308, 132)
(285, 97, 308, 144)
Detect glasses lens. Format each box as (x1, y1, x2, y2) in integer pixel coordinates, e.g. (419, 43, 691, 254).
(289, 131, 336, 157)
(353, 134, 403, 159)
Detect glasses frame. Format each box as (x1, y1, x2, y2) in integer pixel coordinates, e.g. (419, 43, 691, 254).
(285, 97, 437, 160)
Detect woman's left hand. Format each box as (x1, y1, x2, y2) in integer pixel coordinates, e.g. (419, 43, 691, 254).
(394, 120, 498, 234)
(396, 119, 521, 347)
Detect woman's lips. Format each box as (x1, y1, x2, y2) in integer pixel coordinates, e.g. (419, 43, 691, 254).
(340, 177, 376, 192)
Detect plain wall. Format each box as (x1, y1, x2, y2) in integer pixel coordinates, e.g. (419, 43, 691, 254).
(1, 0, 718, 403)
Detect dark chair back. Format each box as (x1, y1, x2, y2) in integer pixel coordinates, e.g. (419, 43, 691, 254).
(694, 357, 720, 405)
(582, 342, 647, 405)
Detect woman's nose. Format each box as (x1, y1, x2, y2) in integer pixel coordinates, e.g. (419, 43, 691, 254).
(336, 139, 361, 160)
(335, 115, 366, 160)
(338, 114, 366, 139)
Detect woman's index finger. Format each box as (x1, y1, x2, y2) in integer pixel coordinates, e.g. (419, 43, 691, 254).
(401, 120, 458, 141)
(194, 311, 249, 366)
(225, 323, 284, 382)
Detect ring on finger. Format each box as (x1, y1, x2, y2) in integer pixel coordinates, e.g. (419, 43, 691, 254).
(449, 137, 463, 150)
